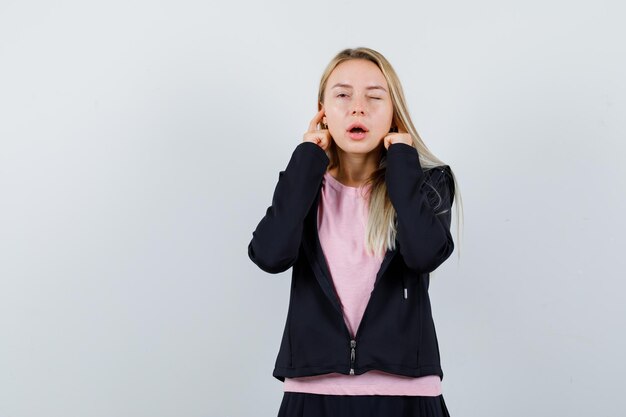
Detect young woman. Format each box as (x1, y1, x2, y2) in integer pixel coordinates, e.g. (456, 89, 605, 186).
(248, 47, 462, 417)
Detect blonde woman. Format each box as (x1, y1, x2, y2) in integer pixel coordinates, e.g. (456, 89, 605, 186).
(248, 47, 462, 417)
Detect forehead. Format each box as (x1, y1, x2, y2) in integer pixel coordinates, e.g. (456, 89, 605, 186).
(327, 59, 388, 88)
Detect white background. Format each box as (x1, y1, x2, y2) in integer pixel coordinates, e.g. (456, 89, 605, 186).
(1, 1, 625, 416)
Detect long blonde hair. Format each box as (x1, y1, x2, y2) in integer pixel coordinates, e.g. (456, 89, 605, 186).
(317, 47, 464, 260)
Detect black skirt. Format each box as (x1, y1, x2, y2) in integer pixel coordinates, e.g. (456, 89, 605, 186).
(277, 392, 451, 417)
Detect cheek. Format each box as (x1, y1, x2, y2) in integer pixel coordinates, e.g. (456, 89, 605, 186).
(325, 101, 344, 114)
(372, 107, 393, 126)
(379, 106, 394, 129)
(324, 105, 343, 124)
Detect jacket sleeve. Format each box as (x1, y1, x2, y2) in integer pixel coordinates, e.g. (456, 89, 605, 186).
(385, 142, 455, 274)
(248, 142, 330, 274)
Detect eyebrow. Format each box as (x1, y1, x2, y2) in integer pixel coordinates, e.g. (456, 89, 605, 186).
(330, 83, 388, 93)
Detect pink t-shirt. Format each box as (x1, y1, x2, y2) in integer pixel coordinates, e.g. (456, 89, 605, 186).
(283, 171, 442, 396)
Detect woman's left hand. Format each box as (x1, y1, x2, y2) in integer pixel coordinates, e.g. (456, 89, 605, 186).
(383, 129, 414, 150)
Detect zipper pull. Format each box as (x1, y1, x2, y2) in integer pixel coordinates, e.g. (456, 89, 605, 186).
(402, 275, 408, 299)
(349, 339, 356, 375)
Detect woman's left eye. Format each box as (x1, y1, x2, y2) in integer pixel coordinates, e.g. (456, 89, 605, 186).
(369, 96, 382, 100)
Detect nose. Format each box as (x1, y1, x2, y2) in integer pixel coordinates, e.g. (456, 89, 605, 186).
(351, 98, 366, 116)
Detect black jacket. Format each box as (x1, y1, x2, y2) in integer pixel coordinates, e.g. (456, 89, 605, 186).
(248, 141, 455, 382)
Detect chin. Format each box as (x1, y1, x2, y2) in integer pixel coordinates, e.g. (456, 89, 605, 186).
(336, 141, 381, 155)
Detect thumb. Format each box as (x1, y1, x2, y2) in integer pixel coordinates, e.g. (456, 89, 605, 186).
(383, 134, 393, 150)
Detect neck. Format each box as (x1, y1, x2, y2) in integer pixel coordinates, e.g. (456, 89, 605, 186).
(329, 146, 383, 187)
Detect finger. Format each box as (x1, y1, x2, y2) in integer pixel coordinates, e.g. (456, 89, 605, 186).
(308, 108, 325, 132)
(318, 136, 328, 150)
(303, 130, 329, 144)
(383, 134, 391, 150)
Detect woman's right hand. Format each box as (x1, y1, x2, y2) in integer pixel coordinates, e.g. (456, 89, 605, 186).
(302, 108, 332, 151)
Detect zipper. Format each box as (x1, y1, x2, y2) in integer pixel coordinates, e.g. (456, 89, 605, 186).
(346, 277, 404, 376)
(402, 275, 408, 299)
(343, 249, 398, 376)
(349, 339, 356, 375)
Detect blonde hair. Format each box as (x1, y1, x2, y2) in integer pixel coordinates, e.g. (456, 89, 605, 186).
(317, 47, 464, 261)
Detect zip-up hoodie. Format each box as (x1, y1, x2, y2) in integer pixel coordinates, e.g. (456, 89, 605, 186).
(248, 141, 455, 382)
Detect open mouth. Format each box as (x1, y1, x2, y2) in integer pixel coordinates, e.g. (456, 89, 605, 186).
(347, 122, 369, 133)
(347, 123, 368, 140)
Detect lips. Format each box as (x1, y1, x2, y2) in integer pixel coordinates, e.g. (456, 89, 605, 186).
(347, 122, 369, 133)
(347, 122, 369, 140)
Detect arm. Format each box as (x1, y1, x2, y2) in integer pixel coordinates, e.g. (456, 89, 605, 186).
(385, 143, 455, 273)
(248, 142, 330, 274)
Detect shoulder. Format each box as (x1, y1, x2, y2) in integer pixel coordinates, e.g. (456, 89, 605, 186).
(423, 165, 455, 207)
(423, 164, 453, 186)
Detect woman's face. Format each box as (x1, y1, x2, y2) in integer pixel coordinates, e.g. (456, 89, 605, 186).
(322, 59, 394, 155)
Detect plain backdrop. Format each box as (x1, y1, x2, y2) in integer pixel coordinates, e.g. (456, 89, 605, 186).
(1, 1, 625, 416)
